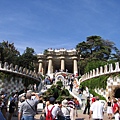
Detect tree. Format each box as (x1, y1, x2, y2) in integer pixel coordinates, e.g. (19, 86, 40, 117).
(76, 36, 116, 75)
(0, 40, 20, 64)
(86, 36, 115, 61)
(111, 47, 120, 61)
(18, 47, 37, 71)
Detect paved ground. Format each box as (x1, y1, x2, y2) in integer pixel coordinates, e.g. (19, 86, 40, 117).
(35, 110, 110, 120)
(9, 110, 110, 120)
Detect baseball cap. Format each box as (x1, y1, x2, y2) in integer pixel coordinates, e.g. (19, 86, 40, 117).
(49, 97, 55, 103)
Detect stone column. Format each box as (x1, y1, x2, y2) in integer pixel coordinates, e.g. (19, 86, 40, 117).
(61, 59, 65, 72)
(48, 59, 52, 74)
(38, 60, 43, 74)
(0, 61, 2, 68)
(73, 59, 78, 75)
(39, 62, 42, 73)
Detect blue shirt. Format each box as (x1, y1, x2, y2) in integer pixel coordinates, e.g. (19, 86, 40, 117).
(0, 111, 6, 120)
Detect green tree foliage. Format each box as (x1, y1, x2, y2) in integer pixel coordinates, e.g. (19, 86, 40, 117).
(81, 75, 108, 90)
(111, 47, 120, 61)
(0, 41, 39, 88)
(44, 81, 70, 101)
(43, 49, 48, 54)
(17, 47, 37, 71)
(0, 41, 38, 71)
(0, 41, 20, 64)
(89, 89, 106, 100)
(76, 36, 116, 75)
(56, 80, 63, 88)
(84, 60, 107, 73)
(86, 36, 115, 61)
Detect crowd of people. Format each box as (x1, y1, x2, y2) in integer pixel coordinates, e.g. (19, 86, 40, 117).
(0, 87, 78, 120)
(43, 96, 79, 120)
(0, 90, 19, 120)
(105, 96, 120, 120)
(82, 95, 120, 120)
(17, 85, 120, 120)
(0, 76, 120, 120)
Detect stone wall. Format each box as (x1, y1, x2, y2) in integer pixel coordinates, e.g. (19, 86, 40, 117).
(0, 77, 24, 95)
(94, 75, 120, 100)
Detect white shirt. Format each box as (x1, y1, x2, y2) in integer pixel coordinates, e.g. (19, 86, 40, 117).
(90, 100, 104, 119)
(61, 106, 71, 116)
(45, 104, 59, 119)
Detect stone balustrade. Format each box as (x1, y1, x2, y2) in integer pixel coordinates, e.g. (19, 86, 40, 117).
(80, 62, 120, 83)
(0, 61, 41, 82)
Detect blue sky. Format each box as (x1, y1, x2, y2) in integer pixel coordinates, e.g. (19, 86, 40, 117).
(0, 0, 120, 54)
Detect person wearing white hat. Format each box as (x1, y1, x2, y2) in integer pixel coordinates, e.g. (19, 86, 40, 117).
(61, 99, 71, 120)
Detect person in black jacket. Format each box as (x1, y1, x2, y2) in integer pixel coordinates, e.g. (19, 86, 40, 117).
(83, 97, 90, 115)
(8, 98, 16, 120)
(69, 82, 73, 92)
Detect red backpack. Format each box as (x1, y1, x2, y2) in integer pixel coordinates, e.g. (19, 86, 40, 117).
(46, 106, 55, 120)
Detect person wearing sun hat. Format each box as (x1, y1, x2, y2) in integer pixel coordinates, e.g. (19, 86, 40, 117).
(60, 99, 71, 120)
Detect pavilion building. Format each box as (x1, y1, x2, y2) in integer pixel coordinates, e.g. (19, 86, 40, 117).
(37, 48, 79, 76)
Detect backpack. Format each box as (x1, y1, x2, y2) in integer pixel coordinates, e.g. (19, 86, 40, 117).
(45, 106, 55, 120)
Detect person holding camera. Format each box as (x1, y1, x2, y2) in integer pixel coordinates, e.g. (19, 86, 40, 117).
(18, 92, 40, 120)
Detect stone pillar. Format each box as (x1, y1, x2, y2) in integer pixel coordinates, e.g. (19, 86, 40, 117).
(48, 59, 52, 74)
(38, 62, 42, 73)
(38, 60, 43, 74)
(73, 59, 78, 75)
(61, 59, 65, 71)
(0, 61, 2, 68)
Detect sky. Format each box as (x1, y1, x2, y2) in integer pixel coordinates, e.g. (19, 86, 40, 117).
(0, 0, 120, 54)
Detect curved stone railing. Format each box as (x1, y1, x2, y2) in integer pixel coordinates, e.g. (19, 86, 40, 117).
(0, 61, 41, 82)
(80, 62, 120, 83)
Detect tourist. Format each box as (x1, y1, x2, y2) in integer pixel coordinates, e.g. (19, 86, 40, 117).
(117, 98, 120, 113)
(54, 100, 63, 120)
(78, 89, 82, 100)
(0, 111, 6, 120)
(61, 99, 71, 120)
(91, 95, 96, 104)
(83, 96, 90, 115)
(18, 92, 40, 120)
(69, 81, 73, 92)
(112, 98, 119, 120)
(45, 96, 59, 120)
(105, 97, 113, 120)
(7, 97, 16, 120)
(89, 96, 104, 120)
(74, 98, 80, 110)
(67, 97, 76, 120)
(19, 96, 26, 106)
(0, 96, 6, 120)
(13, 90, 19, 117)
(1, 91, 8, 120)
(85, 86, 90, 97)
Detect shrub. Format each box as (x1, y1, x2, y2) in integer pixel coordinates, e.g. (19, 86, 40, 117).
(89, 89, 106, 100)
